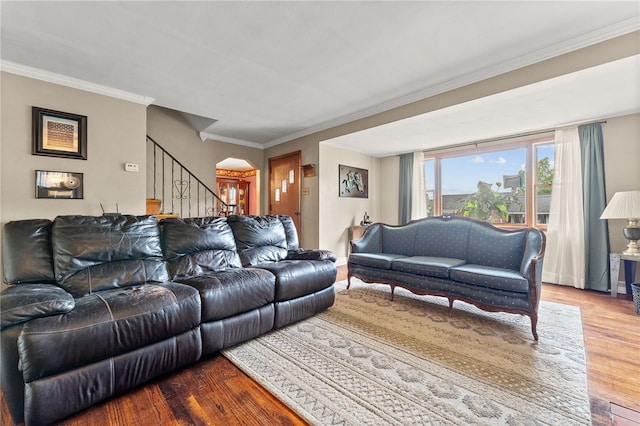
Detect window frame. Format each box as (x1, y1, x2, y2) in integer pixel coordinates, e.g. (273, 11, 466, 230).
(424, 135, 554, 230)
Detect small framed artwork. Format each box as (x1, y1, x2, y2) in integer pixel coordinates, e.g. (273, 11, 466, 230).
(32, 107, 87, 159)
(339, 164, 368, 198)
(35, 170, 84, 199)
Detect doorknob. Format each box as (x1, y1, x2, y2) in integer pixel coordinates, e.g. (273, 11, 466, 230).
(294, 211, 300, 216)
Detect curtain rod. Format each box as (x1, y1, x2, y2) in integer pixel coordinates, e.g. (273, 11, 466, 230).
(423, 119, 607, 154)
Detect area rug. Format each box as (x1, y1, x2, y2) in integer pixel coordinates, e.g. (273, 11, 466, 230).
(222, 279, 591, 425)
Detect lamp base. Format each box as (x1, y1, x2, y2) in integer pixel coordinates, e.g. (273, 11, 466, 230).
(623, 225, 640, 256)
(622, 243, 640, 256)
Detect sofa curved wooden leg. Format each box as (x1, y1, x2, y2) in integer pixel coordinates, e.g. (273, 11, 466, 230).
(390, 285, 395, 301)
(448, 298, 454, 317)
(347, 275, 352, 289)
(531, 314, 539, 341)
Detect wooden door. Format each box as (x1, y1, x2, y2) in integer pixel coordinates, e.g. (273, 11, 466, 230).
(269, 151, 301, 233)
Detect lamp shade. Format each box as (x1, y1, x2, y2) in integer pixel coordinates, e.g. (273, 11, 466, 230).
(600, 191, 640, 220)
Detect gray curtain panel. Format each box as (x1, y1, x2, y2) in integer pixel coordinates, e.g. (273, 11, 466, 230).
(399, 153, 413, 224)
(579, 122, 610, 291)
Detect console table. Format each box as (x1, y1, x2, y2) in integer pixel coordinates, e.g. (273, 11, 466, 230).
(609, 253, 639, 298)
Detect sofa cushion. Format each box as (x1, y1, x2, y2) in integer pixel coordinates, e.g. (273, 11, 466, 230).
(173, 268, 276, 322)
(227, 215, 288, 266)
(466, 225, 527, 271)
(392, 256, 466, 278)
(18, 282, 201, 383)
(160, 217, 242, 279)
(2, 219, 56, 285)
(449, 264, 530, 293)
(51, 215, 169, 297)
(349, 253, 407, 270)
(256, 260, 337, 302)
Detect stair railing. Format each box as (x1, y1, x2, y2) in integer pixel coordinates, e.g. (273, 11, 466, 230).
(147, 135, 235, 217)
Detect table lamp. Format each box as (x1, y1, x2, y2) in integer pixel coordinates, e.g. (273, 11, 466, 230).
(600, 190, 640, 256)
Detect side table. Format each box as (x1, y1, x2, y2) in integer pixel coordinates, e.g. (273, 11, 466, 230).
(609, 253, 639, 298)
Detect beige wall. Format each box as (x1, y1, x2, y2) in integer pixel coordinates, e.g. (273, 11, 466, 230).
(146, 106, 264, 216)
(1, 31, 638, 285)
(602, 113, 640, 283)
(1, 72, 147, 222)
(1, 72, 148, 289)
(318, 144, 381, 263)
(264, 137, 322, 248)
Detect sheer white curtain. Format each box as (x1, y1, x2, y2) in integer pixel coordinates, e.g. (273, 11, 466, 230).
(542, 127, 585, 288)
(411, 151, 427, 220)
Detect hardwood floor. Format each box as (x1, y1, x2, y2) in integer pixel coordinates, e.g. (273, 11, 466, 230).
(2, 266, 638, 425)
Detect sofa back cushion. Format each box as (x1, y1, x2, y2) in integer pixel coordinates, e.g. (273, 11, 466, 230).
(381, 223, 417, 255)
(2, 219, 56, 285)
(227, 215, 288, 266)
(160, 217, 242, 279)
(380, 217, 471, 259)
(466, 223, 526, 271)
(414, 217, 471, 259)
(278, 215, 299, 250)
(52, 215, 169, 297)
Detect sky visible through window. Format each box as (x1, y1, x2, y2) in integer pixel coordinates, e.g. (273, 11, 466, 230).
(425, 145, 554, 196)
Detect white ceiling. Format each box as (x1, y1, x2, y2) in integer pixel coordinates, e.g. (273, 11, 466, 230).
(1, 1, 639, 157)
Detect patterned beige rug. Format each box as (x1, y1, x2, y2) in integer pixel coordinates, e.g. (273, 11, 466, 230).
(223, 279, 591, 425)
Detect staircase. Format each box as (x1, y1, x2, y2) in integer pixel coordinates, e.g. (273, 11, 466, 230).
(147, 135, 234, 218)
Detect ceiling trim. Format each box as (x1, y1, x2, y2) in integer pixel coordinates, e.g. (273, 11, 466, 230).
(199, 131, 264, 149)
(264, 18, 640, 149)
(0, 60, 155, 106)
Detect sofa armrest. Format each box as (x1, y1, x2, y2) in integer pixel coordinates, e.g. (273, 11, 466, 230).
(1, 284, 75, 330)
(520, 229, 546, 291)
(286, 249, 337, 262)
(350, 224, 381, 254)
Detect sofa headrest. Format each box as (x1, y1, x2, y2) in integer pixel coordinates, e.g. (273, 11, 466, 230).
(227, 215, 288, 266)
(52, 215, 169, 297)
(278, 215, 299, 250)
(160, 217, 242, 279)
(2, 219, 56, 285)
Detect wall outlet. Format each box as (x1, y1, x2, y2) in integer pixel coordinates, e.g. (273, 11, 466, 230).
(124, 163, 139, 172)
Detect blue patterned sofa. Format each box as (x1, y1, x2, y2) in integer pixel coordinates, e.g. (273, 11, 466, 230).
(348, 216, 546, 340)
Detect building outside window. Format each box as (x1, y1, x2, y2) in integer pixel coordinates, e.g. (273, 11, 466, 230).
(423, 136, 554, 229)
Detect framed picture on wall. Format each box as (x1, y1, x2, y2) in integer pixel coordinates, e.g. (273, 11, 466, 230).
(32, 107, 87, 159)
(35, 170, 84, 199)
(339, 164, 368, 198)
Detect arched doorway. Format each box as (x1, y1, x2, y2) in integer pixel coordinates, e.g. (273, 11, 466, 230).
(216, 158, 259, 215)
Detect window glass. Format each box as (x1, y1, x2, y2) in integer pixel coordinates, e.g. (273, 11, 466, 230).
(535, 143, 555, 225)
(423, 137, 554, 229)
(440, 148, 526, 224)
(424, 159, 435, 216)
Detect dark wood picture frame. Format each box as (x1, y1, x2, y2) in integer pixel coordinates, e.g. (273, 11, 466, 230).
(32, 107, 87, 160)
(339, 164, 368, 198)
(35, 170, 84, 199)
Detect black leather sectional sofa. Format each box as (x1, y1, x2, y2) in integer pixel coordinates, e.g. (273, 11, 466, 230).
(1, 214, 336, 425)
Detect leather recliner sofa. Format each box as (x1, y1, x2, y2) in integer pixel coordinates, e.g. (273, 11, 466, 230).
(1, 214, 336, 425)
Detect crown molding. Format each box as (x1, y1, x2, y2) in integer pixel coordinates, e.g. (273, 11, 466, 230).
(0, 61, 155, 106)
(264, 19, 640, 148)
(199, 132, 264, 149)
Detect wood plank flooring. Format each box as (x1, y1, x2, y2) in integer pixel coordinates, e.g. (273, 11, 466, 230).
(2, 266, 638, 426)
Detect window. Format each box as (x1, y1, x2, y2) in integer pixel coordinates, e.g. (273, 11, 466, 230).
(423, 136, 554, 229)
